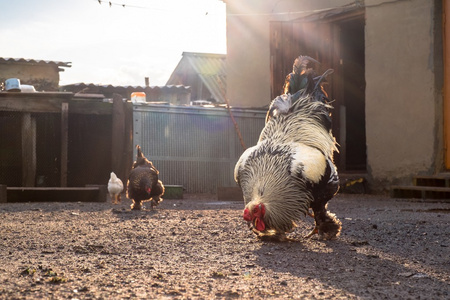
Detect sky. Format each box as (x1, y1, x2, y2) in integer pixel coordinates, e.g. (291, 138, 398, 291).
(0, 0, 226, 86)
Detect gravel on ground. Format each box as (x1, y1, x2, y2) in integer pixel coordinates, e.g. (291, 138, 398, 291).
(0, 194, 449, 299)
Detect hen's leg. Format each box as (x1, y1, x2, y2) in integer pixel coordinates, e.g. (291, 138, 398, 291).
(149, 198, 156, 210)
(131, 200, 142, 210)
(153, 196, 162, 206)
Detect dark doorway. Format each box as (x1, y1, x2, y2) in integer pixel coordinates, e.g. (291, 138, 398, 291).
(269, 9, 366, 172)
(339, 17, 366, 171)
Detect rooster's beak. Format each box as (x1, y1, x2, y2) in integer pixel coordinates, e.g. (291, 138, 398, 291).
(243, 208, 252, 221)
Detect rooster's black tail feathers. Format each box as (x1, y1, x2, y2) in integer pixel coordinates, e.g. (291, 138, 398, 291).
(290, 68, 334, 107)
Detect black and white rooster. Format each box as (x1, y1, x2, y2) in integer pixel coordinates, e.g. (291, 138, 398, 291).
(234, 58, 341, 240)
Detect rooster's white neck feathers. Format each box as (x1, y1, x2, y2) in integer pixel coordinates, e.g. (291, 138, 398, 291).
(235, 93, 337, 234)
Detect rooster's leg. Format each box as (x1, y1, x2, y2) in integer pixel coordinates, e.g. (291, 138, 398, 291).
(117, 194, 121, 204)
(307, 209, 314, 218)
(306, 207, 342, 239)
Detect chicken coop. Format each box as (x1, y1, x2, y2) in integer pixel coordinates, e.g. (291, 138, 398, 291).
(0, 92, 132, 202)
(0, 91, 265, 200)
(132, 103, 266, 194)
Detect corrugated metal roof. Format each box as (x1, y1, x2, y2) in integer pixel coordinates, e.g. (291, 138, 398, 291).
(0, 57, 71, 68)
(294, 4, 363, 22)
(61, 83, 190, 90)
(166, 52, 227, 103)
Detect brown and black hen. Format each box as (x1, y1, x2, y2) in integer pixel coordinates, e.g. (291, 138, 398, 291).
(127, 145, 165, 210)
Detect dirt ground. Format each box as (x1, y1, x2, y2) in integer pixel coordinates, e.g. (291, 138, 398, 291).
(0, 193, 449, 300)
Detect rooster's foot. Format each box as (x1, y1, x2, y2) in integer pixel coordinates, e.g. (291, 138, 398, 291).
(305, 226, 318, 238)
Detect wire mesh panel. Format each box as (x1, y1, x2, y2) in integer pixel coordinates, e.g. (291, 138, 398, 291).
(132, 104, 265, 193)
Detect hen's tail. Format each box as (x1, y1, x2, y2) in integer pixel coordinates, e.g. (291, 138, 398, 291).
(137, 145, 144, 158)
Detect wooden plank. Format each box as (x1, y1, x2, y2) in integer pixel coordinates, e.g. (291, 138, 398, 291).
(0, 92, 72, 97)
(0, 93, 72, 113)
(21, 113, 36, 187)
(60, 102, 69, 187)
(392, 185, 450, 192)
(6, 186, 107, 202)
(391, 185, 450, 201)
(7, 187, 101, 191)
(414, 174, 450, 187)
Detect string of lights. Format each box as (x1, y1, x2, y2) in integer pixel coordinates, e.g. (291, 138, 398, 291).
(225, 0, 409, 17)
(95, 0, 216, 15)
(96, 0, 149, 9)
(95, 0, 408, 15)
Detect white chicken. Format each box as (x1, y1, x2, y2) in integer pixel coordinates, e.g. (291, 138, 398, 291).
(108, 172, 124, 204)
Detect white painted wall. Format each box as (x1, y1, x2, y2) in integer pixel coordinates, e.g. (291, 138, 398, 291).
(225, 0, 444, 191)
(365, 0, 442, 189)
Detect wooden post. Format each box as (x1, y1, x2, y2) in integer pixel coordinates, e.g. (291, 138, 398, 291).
(332, 22, 345, 171)
(123, 101, 134, 186)
(444, 0, 450, 169)
(21, 113, 36, 187)
(0, 185, 7, 203)
(60, 102, 69, 187)
(111, 93, 126, 181)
